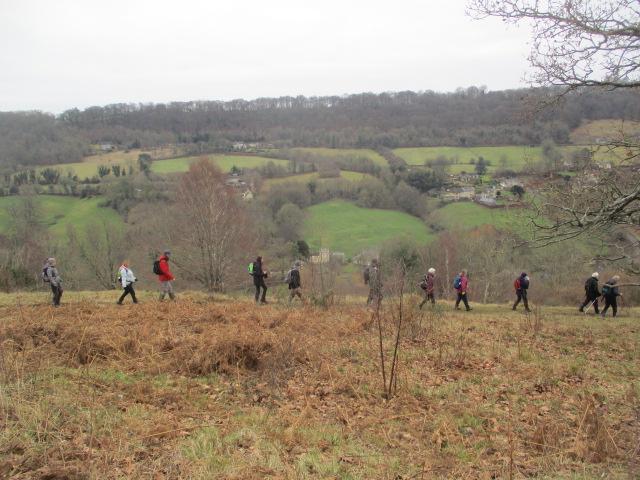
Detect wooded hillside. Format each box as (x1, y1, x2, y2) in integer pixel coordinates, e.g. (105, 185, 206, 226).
(2, 87, 639, 170)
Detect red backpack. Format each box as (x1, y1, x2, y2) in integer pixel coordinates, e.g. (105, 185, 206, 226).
(514, 278, 521, 290)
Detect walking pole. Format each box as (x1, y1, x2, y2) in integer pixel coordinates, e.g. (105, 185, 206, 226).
(584, 299, 596, 314)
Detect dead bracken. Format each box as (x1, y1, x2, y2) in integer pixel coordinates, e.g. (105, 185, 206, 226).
(0, 298, 637, 479)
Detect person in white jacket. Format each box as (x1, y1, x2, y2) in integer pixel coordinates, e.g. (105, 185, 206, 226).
(117, 260, 138, 304)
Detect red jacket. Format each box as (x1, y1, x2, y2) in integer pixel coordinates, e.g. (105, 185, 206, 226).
(455, 275, 468, 294)
(158, 255, 174, 282)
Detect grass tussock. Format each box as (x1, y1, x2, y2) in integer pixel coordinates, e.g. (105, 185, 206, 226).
(0, 295, 638, 479)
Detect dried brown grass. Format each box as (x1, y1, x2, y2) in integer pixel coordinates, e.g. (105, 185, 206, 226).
(0, 298, 637, 479)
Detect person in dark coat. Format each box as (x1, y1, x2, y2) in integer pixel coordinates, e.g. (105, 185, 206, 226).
(579, 272, 600, 313)
(367, 259, 383, 307)
(601, 275, 622, 318)
(251, 256, 269, 304)
(44, 257, 63, 307)
(287, 260, 304, 302)
(419, 268, 436, 309)
(512, 272, 531, 312)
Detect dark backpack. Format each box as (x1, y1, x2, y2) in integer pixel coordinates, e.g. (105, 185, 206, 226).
(42, 265, 50, 282)
(153, 259, 162, 275)
(284, 268, 293, 285)
(452, 275, 462, 290)
(602, 284, 612, 296)
(363, 266, 370, 285)
(419, 276, 428, 290)
(514, 278, 521, 290)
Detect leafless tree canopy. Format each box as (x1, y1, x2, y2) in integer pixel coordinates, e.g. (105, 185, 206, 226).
(468, 0, 640, 91)
(468, 0, 640, 275)
(173, 157, 254, 292)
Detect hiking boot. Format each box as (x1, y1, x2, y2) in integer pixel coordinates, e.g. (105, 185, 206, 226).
(511, 306, 516, 310)
(466, 307, 473, 311)
(525, 308, 532, 312)
(578, 308, 584, 312)
(601, 312, 606, 317)
(116, 301, 123, 306)
(261, 300, 268, 305)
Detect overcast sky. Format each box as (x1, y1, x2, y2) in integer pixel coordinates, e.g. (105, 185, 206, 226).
(0, 0, 533, 114)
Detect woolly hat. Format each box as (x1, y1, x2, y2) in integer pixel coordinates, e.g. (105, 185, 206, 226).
(521, 272, 527, 277)
(164, 250, 171, 255)
(294, 261, 302, 267)
(47, 257, 56, 265)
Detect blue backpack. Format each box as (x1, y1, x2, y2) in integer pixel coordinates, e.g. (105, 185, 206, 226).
(452, 275, 462, 290)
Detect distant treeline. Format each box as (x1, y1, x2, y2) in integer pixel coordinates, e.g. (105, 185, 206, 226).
(1, 86, 639, 170)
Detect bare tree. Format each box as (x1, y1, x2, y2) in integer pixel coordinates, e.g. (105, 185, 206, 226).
(69, 218, 126, 289)
(467, 0, 640, 93)
(172, 157, 254, 292)
(469, 0, 640, 276)
(520, 153, 640, 273)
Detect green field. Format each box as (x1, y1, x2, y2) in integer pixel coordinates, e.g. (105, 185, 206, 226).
(304, 199, 434, 258)
(290, 148, 388, 166)
(394, 146, 544, 168)
(264, 170, 373, 186)
(394, 144, 624, 169)
(39, 160, 135, 180)
(151, 156, 289, 174)
(427, 201, 518, 230)
(0, 195, 121, 238)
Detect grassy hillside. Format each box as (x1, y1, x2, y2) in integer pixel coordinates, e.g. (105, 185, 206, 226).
(394, 146, 544, 168)
(151, 155, 290, 174)
(39, 147, 176, 179)
(291, 147, 389, 166)
(264, 171, 373, 186)
(41, 160, 134, 180)
(394, 143, 627, 169)
(428, 201, 516, 230)
(0, 195, 121, 237)
(304, 200, 433, 258)
(570, 119, 640, 144)
(0, 295, 635, 479)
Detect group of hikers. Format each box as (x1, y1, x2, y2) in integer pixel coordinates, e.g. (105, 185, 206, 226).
(579, 272, 624, 317)
(413, 267, 623, 316)
(41, 254, 624, 316)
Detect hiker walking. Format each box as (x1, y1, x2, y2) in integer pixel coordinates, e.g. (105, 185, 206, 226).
(601, 275, 622, 318)
(43, 257, 63, 307)
(367, 259, 383, 307)
(287, 260, 304, 303)
(419, 267, 436, 309)
(453, 269, 472, 311)
(117, 260, 138, 305)
(579, 272, 600, 313)
(157, 250, 175, 301)
(251, 256, 269, 304)
(512, 272, 531, 312)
